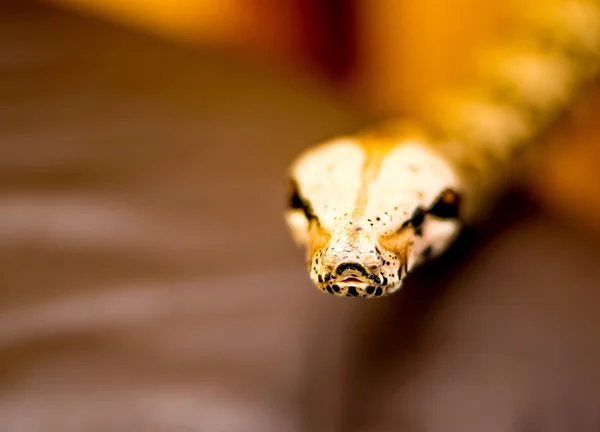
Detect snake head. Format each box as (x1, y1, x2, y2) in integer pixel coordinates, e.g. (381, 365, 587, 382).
(285, 136, 463, 298)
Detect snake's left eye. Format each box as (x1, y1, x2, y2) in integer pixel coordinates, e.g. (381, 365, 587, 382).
(288, 179, 315, 220)
(428, 189, 460, 219)
(289, 180, 304, 210)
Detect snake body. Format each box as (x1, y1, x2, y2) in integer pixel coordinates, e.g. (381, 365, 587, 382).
(285, 0, 600, 298)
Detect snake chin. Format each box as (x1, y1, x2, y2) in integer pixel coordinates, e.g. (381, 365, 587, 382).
(312, 277, 402, 298)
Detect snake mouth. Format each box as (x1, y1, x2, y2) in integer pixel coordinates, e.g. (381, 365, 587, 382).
(340, 277, 363, 284)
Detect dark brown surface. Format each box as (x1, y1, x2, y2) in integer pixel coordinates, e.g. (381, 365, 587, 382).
(1, 2, 600, 431)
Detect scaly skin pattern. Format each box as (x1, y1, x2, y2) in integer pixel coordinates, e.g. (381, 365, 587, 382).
(285, 0, 600, 298)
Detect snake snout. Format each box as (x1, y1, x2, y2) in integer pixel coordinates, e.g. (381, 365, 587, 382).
(335, 261, 368, 276)
(333, 258, 382, 280)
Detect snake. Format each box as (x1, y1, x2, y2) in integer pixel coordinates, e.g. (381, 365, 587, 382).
(285, 0, 600, 298)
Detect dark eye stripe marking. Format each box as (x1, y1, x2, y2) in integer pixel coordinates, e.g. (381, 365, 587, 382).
(288, 179, 317, 221)
(400, 207, 425, 236)
(410, 207, 425, 236)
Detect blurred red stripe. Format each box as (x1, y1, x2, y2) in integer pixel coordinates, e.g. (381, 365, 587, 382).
(292, 0, 358, 81)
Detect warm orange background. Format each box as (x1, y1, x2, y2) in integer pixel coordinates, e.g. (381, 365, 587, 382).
(353, 1, 519, 116)
(44, 0, 518, 114)
(43, 0, 305, 66)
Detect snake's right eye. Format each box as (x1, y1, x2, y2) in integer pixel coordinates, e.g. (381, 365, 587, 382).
(428, 188, 460, 219)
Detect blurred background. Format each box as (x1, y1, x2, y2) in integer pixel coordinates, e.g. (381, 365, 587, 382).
(43, 0, 519, 115)
(1, 0, 600, 431)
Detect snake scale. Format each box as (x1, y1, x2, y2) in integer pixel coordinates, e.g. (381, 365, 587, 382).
(285, 0, 600, 298)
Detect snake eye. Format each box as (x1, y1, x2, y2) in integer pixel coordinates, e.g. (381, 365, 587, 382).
(289, 180, 304, 210)
(288, 179, 315, 221)
(428, 188, 460, 219)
